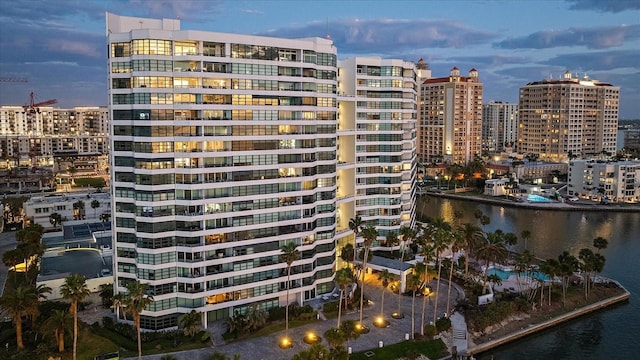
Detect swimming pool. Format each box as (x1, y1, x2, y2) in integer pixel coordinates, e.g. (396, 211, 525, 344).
(526, 194, 554, 203)
(487, 267, 549, 281)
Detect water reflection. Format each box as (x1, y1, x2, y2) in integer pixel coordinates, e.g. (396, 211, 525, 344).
(417, 196, 640, 260)
(417, 196, 640, 360)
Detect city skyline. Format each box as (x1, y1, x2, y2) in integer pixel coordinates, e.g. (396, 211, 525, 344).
(0, 0, 639, 118)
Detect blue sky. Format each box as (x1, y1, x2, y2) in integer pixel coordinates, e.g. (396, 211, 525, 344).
(0, 0, 639, 118)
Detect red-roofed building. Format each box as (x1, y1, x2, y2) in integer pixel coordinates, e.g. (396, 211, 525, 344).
(418, 67, 483, 164)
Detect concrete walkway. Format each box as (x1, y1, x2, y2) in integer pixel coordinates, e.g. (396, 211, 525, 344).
(125, 272, 468, 360)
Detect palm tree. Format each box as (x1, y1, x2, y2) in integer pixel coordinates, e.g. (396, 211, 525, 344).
(540, 258, 559, 306)
(243, 304, 268, 332)
(100, 212, 111, 223)
(520, 229, 532, 250)
(430, 221, 452, 325)
(358, 226, 377, 330)
(457, 223, 483, 275)
(111, 292, 127, 320)
(557, 251, 578, 307)
(407, 271, 421, 339)
(335, 267, 355, 328)
(49, 212, 63, 229)
(60, 273, 90, 360)
(593, 237, 608, 253)
(416, 241, 435, 335)
(349, 215, 362, 266)
(179, 310, 202, 338)
(396, 225, 415, 317)
(377, 269, 394, 319)
(123, 280, 154, 360)
(91, 199, 100, 218)
(446, 230, 466, 315)
(280, 241, 300, 342)
(41, 309, 72, 352)
(0, 286, 38, 349)
(73, 200, 85, 220)
(476, 231, 508, 294)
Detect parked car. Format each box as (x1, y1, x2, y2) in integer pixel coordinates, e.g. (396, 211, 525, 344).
(568, 196, 579, 202)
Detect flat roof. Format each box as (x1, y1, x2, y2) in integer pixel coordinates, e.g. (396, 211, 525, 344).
(369, 255, 413, 272)
(40, 250, 111, 280)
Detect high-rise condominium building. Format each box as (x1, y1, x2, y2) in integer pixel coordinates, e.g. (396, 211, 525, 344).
(419, 67, 483, 164)
(518, 71, 619, 162)
(482, 101, 518, 154)
(0, 106, 109, 166)
(336, 57, 417, 250)
(106, 13, 416, 330)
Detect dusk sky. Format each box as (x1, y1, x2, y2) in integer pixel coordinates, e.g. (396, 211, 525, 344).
(0, 0, 638, 118)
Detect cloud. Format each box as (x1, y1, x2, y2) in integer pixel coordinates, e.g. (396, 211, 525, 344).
(263, 18, 497, 55)
(126, 0, 223, 21)
(240, 9, 264, 15)
(495, 24, 640, 49)
(48, 40, 101, 58)
(24, 61, 80, 67)
(543, 49, 640, 71)
(565, 0, 640, 13)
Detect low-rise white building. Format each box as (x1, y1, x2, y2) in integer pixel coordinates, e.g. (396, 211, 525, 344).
(567, 160, 640, 203)
(24, 190, 111, 229)
(484, 178, 518, 196)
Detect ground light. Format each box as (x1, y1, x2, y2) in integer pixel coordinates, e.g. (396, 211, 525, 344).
(355, 322, 370, 334)
(391, 311, 404, 319)
(303, 331, 320, 344)
(373, 316, 390, 328)
(279, 336, 293, 349)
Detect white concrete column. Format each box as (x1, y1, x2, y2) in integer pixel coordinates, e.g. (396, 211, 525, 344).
(202, 310, 207, 329)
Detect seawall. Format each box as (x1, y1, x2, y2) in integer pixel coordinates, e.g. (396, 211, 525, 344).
(466, 281, 630, 356)
(423, 191, 640, 213)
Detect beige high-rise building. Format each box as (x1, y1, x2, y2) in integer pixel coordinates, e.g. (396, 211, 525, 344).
(419, 67, 483, 164)
(518, 71, 619, 162)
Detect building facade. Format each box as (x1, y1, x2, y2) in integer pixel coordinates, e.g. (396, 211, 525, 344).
(482, 101, 518, 154)
(419, 67, 483, 164)
(336, 57, 417, 251)
(107, 13, 416, 330)
(518, 71, 619, 162)
(0, 106, 109, 167)
(567, 159, 640, 203)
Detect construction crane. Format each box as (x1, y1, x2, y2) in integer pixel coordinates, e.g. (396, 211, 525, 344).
(23, 91, 57, 114)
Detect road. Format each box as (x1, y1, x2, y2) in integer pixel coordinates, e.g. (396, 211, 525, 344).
(0, 230, 17, 296)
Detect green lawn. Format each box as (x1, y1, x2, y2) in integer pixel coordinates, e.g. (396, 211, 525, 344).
(77, 324, 120, 360)
(350, 338, 447, 360)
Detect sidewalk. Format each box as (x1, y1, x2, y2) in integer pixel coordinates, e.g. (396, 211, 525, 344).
(125, 273, 468, 360)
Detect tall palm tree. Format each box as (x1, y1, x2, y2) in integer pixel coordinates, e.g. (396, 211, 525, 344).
(407, 271, 421, 339)
(593, 237, 608, 253)
(377, 269, 394, 319)
(41, 309, 72, 353)
(280, 241, 300, 341)
(396, 225, 415, 317)
(476, 231, 508, 294)
(430, 221, 452, 325)
(0, 286, 38, 349)
(446, 229, 466, 316)
(123, 280, 154, 360)
(349, 215, 362, 267)
(557, 251, 578, 307)
(60, 273, 90, 360)
(417, 242, 435, 335)
(358, 226, 377, 330)
(458, 223, 484, 275)
(540, 258, 559, 306)
(335, 267, 355, 328)
(520, 230, 532, 250)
